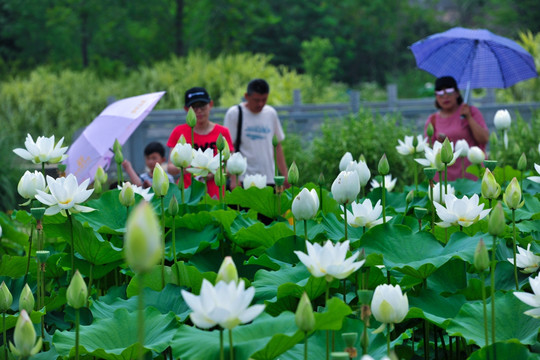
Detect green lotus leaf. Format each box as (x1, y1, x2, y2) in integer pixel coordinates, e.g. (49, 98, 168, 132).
(234, 221, 294, 254)
(252, 264, 311, 302)
(452, 177, 482, 196)
(227, 186, 291, 219)
(0, 255, 37, 278)
(0, 211, 28, 246)
(447, 291, 540, 346)
(516, 219, 540, 234)
(0, 309, 44, 332)
(150, 179, 204, 211)
(264, 275, 330, 315)
(407, 288, 467, 328)
(468, 340, 539, 360)
(166, 223, 220, 258)
(91, 284, 191, 321)
(509, 193, 540, 221)
(320, 212, 367, 241)
(53, 307, 178, 359)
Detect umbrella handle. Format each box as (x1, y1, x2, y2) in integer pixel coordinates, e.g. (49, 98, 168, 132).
(460, 81, 471, 120)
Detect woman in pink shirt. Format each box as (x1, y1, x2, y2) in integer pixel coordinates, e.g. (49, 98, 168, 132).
(424, 76, 489, 180)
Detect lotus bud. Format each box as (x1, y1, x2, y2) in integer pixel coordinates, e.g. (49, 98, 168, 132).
(168, 195, 179, 217)
(186, 107, 197, 127)
(0, 281, 13, 312)
(152, 163, 169, 197)
(331, 171, 360, 204)
(406, 190, 414, 204)
(214, 170, 227, 187)
(226, 153, 247, 176)
(216, 133, 225, 152)
(272, 135, 278, 147)
(481, 168, 501, 200)
(474, 239, 489, 272)
(467, 146, 485, 165)
(113, 139, 123, 164)
(503, 177, 523, 210)
(171, 142, 193, 169)
(518, 153, 527, 171)
(124, 202, 163, 273)
(93, 180, 103, 194)
(424, 167, 437, 180)
(426, 123, 434, 137)
(95, 166, 108, 185)
(178, 134, 187, 145)
(9, 309, 42, 358)
(119, 182, 135, 207)
(488, 202, 506, 236)
(292, 188, 319, 220)
(378, 154, 389, 175)
(67, 270, 88, 309)
(19, 284, 34, 314)
(222, 140, 231, 161)
(494, 109, 511, 130)
(434, 150, 444, 171)
(412, 136, 419, 148)
(295, 292, 315, 332)
(317, 172, 325, 186)
(489, 132, 498, 148)
(455, 139, 469, 158)
(414, 207, 428, 220)
(339, 152, 353, 171)
(288, 162, 299, 186)
(484, 160, 497, 172)
(440, 138, 453, 164)
(216, 256, 238, 284)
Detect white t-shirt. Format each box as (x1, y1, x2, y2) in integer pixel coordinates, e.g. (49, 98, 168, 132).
(224, 103, 285, 184)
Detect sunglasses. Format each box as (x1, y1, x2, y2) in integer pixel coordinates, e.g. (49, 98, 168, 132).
(435, 88, 456, 96)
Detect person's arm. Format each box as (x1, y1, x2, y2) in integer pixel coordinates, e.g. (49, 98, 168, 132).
(122, 160, 143, 187)
(461, 104, 489, 145)
(167, 157, 181, 176)
(276, 143, 289, 187)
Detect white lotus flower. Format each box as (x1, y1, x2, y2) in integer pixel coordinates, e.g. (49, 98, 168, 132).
(395, 135, 428, 155)
(292, 188, 319, 221)
(339, 152, 353, 171)
(370, 174, 397, 192)
(434, 193, 490, 228)
(8, 309, 42, 358)
(528, 164, 540, 184)
(428, 183, 455, 204)
(455, 139, 469, 158)
(342, 199, 390, 228)
(371, 284, 409, 333)
(243, 174, 267, 189)
(170, 142, 194, 169)
(331, 170, 360, 204)
(508, 244, 540, 273)
(181, 279, 265, 330)
(494, 109, 511, 130)
(346, 160, 371, 187)
(187, 148, 220, 177)
(117, 182, 154, 202)
(514, 275, 540, 318)
(294, 240, 365, 282)
(35, 174, 94, 216)
(415, 141, 458, 171)
(17, 171, 47, 205)
(226, 153, 248, 176)
(467, 146, 485, 165)
(13, 134, 68, 164)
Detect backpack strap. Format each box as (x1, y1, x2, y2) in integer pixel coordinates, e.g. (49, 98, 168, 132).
(235, 104, 243, 152)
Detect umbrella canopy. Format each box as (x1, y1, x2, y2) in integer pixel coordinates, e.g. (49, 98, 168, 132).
(65, 91, 166, 182)
(410, 27, 538, 89)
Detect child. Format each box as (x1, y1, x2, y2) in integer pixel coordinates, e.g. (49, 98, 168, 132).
(123, 141, 174, 188)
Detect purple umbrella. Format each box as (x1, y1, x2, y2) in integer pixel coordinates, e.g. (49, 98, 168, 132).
(410, 27, 538, 90)
(65, 91, 166, 182)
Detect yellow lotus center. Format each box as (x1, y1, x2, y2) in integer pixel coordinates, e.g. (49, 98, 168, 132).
(60, 199, 72, 205)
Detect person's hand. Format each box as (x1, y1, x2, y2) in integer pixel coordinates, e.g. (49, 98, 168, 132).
(122, 160, 132, 171)
(437, 133, 447, 142)
(142, 179, 152, 188)
(460, 104, 472, 119)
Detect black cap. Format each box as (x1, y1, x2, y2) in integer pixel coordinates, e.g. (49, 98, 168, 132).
(184, 87, 211, 107)
(435, 76, 458, 90)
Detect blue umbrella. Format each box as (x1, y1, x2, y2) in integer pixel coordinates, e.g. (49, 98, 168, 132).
(410, 27, 538, 91)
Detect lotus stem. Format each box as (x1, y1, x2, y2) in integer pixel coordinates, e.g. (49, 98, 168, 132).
(387, 327, 391, 357)
(68, 212, 74, 278)
(326, 281, 330, 360)
(490, 234, 497, 354)
(429, 181, 435, 233)
(3, 312, 7, 360)
(304, 220, 308, 241)
(414, 151, 418, 194)
(220, 329, 224, 360)
(180, 168, 185, 204)
(160, 196, 165, 289)
(292, 185, 296, 235)
(444, 164, 448, 198)
(24, 227, 33, 284)
(75, 308, 80, 360)
(481, 271, 489, 348)
(137, 273, 145, 360)
(117, 162, 124, 184)
(304, 331, 308, 360)
(171, 214, 180, 283)
(512, 209, 518, 290)
(229, 329, 234, 360)
(382, 177, 386, 223)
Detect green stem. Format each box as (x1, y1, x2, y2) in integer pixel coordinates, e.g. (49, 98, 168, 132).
(429, 181, 434, 234)
(117, 162, 124, 184)
(24, 227, 33, 284)
(414, 152, 418, 194)
(75, 308, 80, 360)
(180, 167, 185, 204)
(438, 172, 443, 204)
(512, 209, 518, 290)
(444, 164, 448, 198)
(481, 272, 489, 348)
(325, 281, 330, 360)
(68, 212, 74, 278)
(3, 313, 7, 360)
(41, 162, 45, 177)
(382, 177, 386, 223)
(387, 327, 391, 357)
(171, 214, 180, 284)
(304, 220, 308, 241)
(292, 185, 296, 234)
(138, 273, 145, 360)
(304, 331, 308, 360)
(229, 329, 234, 360)
(491, 234, 497, 354)
(88, 264, 94, 307)
(160, 196, 166, 289)
(220, 329, 224, 360)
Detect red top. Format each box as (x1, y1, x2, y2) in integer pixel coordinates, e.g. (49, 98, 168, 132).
(167, 124, 234, 198)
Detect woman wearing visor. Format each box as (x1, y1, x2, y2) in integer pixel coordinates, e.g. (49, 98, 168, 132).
(424, 76, 489, 180)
